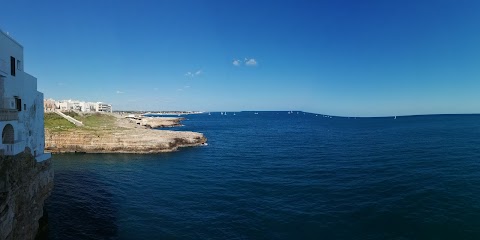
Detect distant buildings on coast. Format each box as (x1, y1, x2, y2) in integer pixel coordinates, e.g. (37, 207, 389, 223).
(44, 99, 112, 113)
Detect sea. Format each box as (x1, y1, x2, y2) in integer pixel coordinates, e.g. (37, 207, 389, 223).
(45, 112, 480, 239)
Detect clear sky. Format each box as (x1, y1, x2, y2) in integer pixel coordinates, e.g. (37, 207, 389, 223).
(2, 0, 480, 116)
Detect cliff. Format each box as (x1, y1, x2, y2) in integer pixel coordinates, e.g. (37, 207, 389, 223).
(45, 128, 206, 153)
(0, 151, 54, 240)
(134, 117, 184, 129)
(44, 112, 207, 154)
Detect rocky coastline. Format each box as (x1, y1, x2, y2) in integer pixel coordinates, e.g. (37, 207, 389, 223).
(128, 116, 184, 129)
(0, 151, 54, 240)
(44, 112, 207, 154)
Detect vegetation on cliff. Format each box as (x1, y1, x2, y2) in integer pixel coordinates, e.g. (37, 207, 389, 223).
(44, 112, 207, 153)
(45, 112, 117, 132)
(44, 113, 75, 131)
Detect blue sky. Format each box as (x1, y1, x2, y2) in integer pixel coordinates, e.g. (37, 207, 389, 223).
(2, 0, 480, 116)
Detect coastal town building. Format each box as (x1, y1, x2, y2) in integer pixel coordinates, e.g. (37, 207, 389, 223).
(44, 99, 112, 113)
(0, 30, 50, 161)
(96, 102, 112, 112)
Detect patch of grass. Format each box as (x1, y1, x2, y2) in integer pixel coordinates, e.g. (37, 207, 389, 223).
(63, 111, 80, 118)
(78, 113, 117, 129)
(44, 113, 76, 131)
(45, 112, 119, 133)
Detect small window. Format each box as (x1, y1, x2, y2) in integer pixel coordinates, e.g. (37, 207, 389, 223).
(10, 56, 16, 76)
(24, 104, 26, 111)
(15, 97, 21, 111)
(17, 60, 22, 71)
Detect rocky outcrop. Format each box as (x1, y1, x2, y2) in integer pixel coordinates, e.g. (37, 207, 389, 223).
(134, 117, 183, 129)
(45, 129, 207, 153)
(44, 113, 207, 153)
(0, 151, 54, 240)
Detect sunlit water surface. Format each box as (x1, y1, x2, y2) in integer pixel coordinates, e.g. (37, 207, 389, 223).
(46, 112, 480, 239)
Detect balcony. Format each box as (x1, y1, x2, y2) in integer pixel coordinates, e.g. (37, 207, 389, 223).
(0, 109, 18, 121)
(1, 140, 25, 156)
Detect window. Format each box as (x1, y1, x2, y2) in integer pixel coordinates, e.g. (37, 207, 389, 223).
(24, 104, 26, 111)
(10, 56, 15, 76)
(15, 97, 21, 111)
(17, 60, 22, 71)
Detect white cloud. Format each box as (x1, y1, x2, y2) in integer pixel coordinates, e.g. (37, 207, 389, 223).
(233, 59, 241, 66)
(185, 69, 203, 77)
(245, 58, 257, 66)
(116, 90, 124, 94)
(184, 85, 190, 88)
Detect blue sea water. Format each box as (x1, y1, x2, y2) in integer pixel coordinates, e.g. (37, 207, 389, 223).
(46, 112, 480, 239)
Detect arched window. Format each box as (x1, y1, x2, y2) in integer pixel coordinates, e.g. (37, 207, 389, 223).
(2, 124, 14, 144)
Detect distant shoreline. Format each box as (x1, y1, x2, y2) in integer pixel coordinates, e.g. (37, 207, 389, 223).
(44, 112, 207, 154)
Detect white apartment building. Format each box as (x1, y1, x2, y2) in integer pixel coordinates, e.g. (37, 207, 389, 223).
(53, 99, 111, 113)
(0, 30, 50, 161)
(96, 102, 112, 112)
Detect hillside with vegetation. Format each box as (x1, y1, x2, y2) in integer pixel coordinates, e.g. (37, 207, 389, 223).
(44, 112, 206, 153)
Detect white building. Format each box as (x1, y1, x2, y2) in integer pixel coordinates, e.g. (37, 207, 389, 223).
(96, 102, 112, 112)
(56, 99, 84, 112)
(0, 30, 50, 161)
(52, 99, 111, 113)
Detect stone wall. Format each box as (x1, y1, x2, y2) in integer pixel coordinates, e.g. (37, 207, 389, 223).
(0, 151, 53, 240)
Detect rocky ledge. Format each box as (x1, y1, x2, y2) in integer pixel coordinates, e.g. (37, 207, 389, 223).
(44, 113, 207, 154)
(45, 128, 206, 153)
(130, 116, 184, 129)
(0, 151, 54, 240)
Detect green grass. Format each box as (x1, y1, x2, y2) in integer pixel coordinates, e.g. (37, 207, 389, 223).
(63, 111, 80, 118)
(45, 112, 118, 131)
(44, 113, 76, 131)
(79, 113, 116, 129)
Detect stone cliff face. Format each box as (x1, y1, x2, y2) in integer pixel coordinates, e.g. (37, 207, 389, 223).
(0, 151, 54, 240)
(136, 117, 184, 129)
(45, 129, 207, 153)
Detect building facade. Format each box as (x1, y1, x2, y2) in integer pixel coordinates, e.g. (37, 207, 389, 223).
(0, 30, 50, 161)
(49, 99, 112, 113)
(95, 102, 112, 112)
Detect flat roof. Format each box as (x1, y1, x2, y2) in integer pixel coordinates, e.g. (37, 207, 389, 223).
(0, 28, 23, 49)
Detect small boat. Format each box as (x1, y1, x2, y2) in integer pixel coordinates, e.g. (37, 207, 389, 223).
(254, 112, 259, 115)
